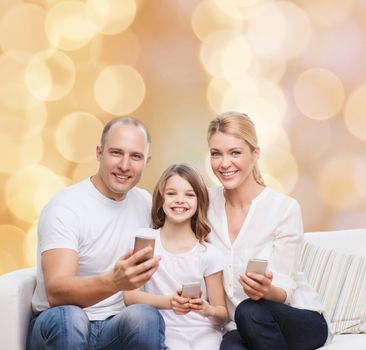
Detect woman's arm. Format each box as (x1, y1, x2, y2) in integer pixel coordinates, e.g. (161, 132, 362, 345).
(188, 271, 228, 325)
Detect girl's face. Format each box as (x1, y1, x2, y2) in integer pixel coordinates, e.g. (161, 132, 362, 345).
(162, 174, 198, 225)
(209, 132, 259, 190)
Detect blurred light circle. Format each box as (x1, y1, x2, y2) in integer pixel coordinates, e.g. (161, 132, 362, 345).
(0, 103, 47, 140)
(248, 1, 311, 60)
(206, 77, 232, 113)
(45, 1, 96, 51)
(294, 68, 345, 120)
(0, 52, 41, 109)
(24, 221, 38, 267)
(25, 49, 76, 101)
(222, 35, 253, 79)
(72, 160, 98, 183)
(86, 0, 136, 35)
(259, 147, 299, 194)
(0, 135, 43, 174)
(298, 0, 354, 27)
(213, 0, 263, 20)
(191, 0, 242, 41)
(56, 112, 103, 162)
(344, 85, 366, 141)
(0, 225, 26, 273)
(5, 165, 59, 222)
(0, 4, 49, 54)
(317, 154, 362, 209)
(248, 57, 287, 83)
(200, 30, 239, 77)
(90, 30, 141, 68)
(94, 65, 146, 115)
(262, 173, 284, 193)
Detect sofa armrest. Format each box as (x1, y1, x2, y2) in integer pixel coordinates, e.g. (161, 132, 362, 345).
(0, 268, 36, 350)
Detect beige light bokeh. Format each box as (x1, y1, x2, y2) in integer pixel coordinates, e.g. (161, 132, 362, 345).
(0, 3, 49, 54)
(94, 65, 146, 115)
(55, 112, 103, 163)
(25, 49, 76, 101)
(86, 0, 137, 35)
(344, 84, 366, 141)
(294, 68, 345, 120)
(1, 0, 365, 275)
(45, 1, 96, 51)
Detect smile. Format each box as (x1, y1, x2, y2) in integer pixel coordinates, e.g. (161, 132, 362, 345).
(114, 173, 130, 180)
(220, 170, 238, 177)
(171, 207, 188, 213)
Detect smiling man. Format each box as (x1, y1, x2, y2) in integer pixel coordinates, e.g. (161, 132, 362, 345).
(27, 117, 166, 350)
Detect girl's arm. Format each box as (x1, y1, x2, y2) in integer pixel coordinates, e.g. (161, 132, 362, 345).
(124, 289, 193, 315)
(124, 289, 172, 309)
(188, 271, 228, 325)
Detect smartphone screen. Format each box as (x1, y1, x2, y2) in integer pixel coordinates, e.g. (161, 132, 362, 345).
(181, 282, 201, 298)
(133, 235, 155, 262)
(245, 259, 268, 275)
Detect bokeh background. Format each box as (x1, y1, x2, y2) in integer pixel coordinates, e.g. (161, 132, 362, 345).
(1, 0, 366, 275)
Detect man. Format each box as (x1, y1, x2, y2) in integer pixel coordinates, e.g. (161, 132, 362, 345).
(27, 117, 165, 349)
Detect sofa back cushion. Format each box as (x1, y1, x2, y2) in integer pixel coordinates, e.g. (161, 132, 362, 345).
(301, 230, 366, 334)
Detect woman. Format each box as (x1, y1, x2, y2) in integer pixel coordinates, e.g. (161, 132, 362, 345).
(206, 112, 329, 350)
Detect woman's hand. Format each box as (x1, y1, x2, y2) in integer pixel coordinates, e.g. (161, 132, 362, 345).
(239, 271, 273, 300)
(170, 290, 191, 315)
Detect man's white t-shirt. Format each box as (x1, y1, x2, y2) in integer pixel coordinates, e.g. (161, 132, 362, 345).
(31, 178, 151, 320)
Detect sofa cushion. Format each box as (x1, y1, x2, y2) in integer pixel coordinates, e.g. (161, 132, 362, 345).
(300, 242, 366, 334)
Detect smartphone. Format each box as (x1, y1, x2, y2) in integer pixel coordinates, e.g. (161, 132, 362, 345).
(181, 282, 201, 298)
(133, 235, 155, 262)
(246, 259, 268, 275)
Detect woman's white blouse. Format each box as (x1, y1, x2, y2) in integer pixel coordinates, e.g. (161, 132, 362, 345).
(207, 186, 325, 329)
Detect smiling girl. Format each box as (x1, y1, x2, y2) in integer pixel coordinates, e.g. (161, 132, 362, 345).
(124, 164, 228, 350)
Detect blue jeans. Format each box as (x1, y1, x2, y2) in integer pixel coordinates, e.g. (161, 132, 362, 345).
(220, 299, 328, 350)
(26, 304, 165, 350)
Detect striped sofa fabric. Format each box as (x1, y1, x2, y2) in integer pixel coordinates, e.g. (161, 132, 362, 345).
(300, 242, 366, 334)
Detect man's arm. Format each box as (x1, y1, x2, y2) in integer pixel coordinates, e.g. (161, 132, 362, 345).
(43, 246, 160, 308)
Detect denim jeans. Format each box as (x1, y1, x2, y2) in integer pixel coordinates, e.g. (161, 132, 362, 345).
(220, 299, 328, 350)
(26, 304, 166, 350)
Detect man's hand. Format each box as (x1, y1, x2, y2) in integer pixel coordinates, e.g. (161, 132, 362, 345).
(239, 271, 273, 301)
(111, 246, 160, 291)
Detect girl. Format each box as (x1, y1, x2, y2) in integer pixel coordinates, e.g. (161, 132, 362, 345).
(206, 112, 329, 350)
(124, 164, 228, 350)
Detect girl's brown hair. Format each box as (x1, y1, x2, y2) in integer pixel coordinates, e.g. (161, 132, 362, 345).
(207, 111, 265, 186)
(151, 164, 211, 242)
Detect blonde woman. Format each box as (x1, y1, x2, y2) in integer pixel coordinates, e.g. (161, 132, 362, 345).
(206, 112, 329, 350)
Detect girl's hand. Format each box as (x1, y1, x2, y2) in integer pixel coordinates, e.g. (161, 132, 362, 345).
(239, 271, 273, 300)
(188, 298, 215, 318)
(170, 290, 191, 315)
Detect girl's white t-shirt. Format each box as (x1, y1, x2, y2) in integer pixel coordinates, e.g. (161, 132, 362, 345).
(133, 228, 224, 328)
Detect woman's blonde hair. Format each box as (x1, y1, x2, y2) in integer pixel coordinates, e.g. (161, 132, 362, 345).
(207, 111, 265, 186)
(151, 164, 211, 242)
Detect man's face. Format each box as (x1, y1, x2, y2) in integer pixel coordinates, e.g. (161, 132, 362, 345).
(94, 123, 150, 201)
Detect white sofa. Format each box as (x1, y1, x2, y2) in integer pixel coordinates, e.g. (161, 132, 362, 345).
(0, 229, 365, 350)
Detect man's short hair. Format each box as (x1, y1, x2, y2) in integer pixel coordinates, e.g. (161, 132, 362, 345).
(100, 117, 151, 151)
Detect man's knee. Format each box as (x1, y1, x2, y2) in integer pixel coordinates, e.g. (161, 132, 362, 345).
(29, 305, 89, 349)
(121, 304, 164, 330)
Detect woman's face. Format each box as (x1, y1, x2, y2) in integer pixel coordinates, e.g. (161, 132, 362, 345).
(209, 132, 259, 190)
